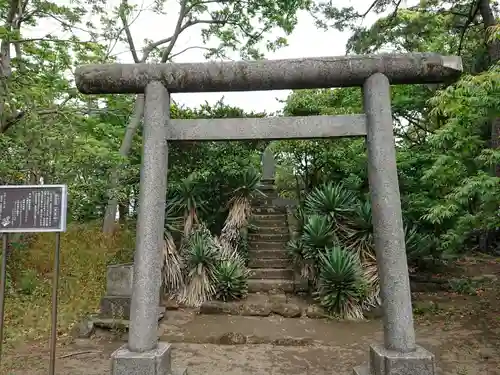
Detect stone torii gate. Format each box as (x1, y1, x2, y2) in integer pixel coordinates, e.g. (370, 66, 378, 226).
(75, 54, 462, 375)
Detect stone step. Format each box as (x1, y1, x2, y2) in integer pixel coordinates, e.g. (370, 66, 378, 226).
(248, 241, 288, 250)
(253, 212, 287, 219)
(249, 249, 288, 259)
(248, 233, 289, 242)
(248, 279, 294, 293)
(252, 197, 279, 205)
(250, 226, 288, 235)
(252, 220, 287, 228)
(252, 206, 287, 214)
(248, 258, 290, 268)
(248, 268, 294, 280)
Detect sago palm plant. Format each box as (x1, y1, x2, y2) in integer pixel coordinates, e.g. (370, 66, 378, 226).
(344, 200, 373, 259)
(162, 202, 184, 294)
(343, 200, 380, 307)
(315, 246, 368, 320)
(305, 182, 357, 230)
(286, 238, 315, 280)
(214, 259, 249, 301)
(301, 214, 335, 282)
(178, 226, 219, 306)
(221, 168, 263, 250)
(404, 224, 437, 270)
(171, 173, 204, 236)
(302, 214, 335, 250)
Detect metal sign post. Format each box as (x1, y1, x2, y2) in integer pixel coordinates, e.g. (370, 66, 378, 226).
(0, 185, 67, 375)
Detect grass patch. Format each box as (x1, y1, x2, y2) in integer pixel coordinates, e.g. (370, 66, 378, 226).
(2, 222, 135, 347)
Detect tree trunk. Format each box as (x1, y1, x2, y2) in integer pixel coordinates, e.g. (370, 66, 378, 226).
(119, 201, 128, 224)
(102, 94, 145, 234)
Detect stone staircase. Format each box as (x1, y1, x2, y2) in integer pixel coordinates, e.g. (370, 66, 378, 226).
(247, 179, 294, 293)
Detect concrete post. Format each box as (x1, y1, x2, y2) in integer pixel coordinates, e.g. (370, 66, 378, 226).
(363, 73, 416, 353)
(128, 81, 170, 353)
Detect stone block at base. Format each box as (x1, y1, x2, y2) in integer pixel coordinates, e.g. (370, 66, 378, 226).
(354, 344, 435, 375)
(101, 295, 132, 319)
(111, 342, 172, 375)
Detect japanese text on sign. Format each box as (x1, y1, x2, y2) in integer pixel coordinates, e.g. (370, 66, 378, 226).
(0, 185, 67, 233)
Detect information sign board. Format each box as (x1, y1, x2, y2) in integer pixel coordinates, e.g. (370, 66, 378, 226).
(0, 185, 67, 233)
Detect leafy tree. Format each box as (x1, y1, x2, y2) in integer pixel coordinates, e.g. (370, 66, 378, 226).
(100, 0, 311, 233)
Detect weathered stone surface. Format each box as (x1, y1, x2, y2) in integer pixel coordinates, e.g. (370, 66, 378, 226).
(216, 332, 246, 345)
(268, 292, 287, 305)
(479, 347, 495, 359)
(249, 241, 288, 250)
(248, 259, 290, 268)
(248, 233, 289, 241)
(368, 343, 436, 375)
(305, 305, 328, 319)
(167, 115, 367, 141)
(363, 305, 383, 320)
(272, 198, 298, 208)
(471, 274, 497, 283)
(252, 225, 289, 234)
(76, 54, 462, 94)
(240, 302, 272, 317)
(248, 279, 294, 293)
(199, 300, 241, 315)
(248, 268, 293, 279)
(271, 337, 313, 346)
(111, 342, 172, 375)
(100, 295, 131, 319)
(106, 263, 134, 296)
(365, 73, 415, 352)
(271, 303, 302, 318)
(249, 249, 289, 259)
(163, 298, 180, 310)
(71, 318, 95, 338)
(262, 147, 276, 180)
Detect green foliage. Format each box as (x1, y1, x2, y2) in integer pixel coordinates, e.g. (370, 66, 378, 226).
(305, 183, 356, 224)
(302, 214, 334, 250)
(315, 246, 368, 320)
(179, 226, 219, 306)
(214, 259, 249, 301)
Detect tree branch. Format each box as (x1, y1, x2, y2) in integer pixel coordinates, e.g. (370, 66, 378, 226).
(0, 93, 76, 134)
(458, 0, 480, 56)
(119, 0, 139, 63)
(160, 0, 189, 62)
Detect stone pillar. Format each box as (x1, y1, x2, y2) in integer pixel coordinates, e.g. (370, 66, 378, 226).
(111, 82, 174, 375)
(354, 73, 435, 375)
(261, 146, 276, 181)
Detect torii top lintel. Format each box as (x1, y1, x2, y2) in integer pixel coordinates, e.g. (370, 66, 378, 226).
(75, 53, 463, 95)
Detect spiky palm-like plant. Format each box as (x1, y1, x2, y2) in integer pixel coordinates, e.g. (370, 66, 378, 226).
(300, 214, 336, 283)
(302, 214, 335, 251)
(178, 226, 219, 307)
(224, 168, 263, 230)
(286, 238, 315, 280)
(345, 200, 373, 259)
(305, 183, 357, 229)
(163, 201, 184, 294)
(214, 259, 249, 301)
(171, 173, 204, 236)
(315, 246, 368, 320)
(221, 168, 263, 252)
(344, 200, 380, 308)
(404, 224, 437, 270)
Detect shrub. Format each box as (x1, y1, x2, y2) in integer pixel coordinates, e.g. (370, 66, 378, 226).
(178, 226, 219, 306)
(214, 259, 249, 301)
(315, 246, 368, 320)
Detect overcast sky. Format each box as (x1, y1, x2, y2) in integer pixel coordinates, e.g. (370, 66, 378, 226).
(35, 0, 413, 113)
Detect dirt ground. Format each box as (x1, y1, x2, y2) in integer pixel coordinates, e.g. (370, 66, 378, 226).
(2, 255, 499, 375)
